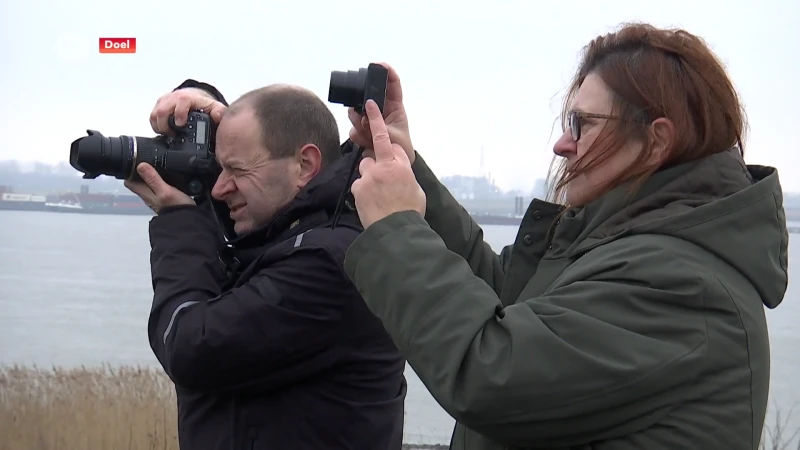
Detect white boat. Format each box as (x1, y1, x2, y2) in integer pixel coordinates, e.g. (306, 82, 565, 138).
(45, 201, 84, 210)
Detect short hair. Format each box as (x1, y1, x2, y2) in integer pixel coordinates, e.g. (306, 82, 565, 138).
(228, 84, 341, 167)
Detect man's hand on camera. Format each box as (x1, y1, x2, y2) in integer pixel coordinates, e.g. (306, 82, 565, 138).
(350, 100, 425, 229)
(124, 163, 195, 214)
(150, 88, 226, 135)
(347, 63, 416, 165)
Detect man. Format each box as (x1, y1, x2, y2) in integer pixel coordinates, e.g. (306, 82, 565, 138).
(124, 79, 407, 450)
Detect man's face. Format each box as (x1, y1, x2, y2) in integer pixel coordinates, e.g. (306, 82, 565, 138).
(211, 107, 300, 234)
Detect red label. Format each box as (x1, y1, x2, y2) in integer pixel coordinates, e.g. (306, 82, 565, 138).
(99, 37, 136, 54)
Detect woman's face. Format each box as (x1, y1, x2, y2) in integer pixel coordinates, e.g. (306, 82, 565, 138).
(552, 73, 644, 207)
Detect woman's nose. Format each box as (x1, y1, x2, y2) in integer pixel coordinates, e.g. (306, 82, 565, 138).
(553, 130, 576, 158)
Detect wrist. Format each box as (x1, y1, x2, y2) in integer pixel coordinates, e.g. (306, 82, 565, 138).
(406, 144, 417, 164)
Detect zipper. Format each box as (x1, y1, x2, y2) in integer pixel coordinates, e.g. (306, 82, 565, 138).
(247, 427, 257, 450)
(544, 218, 561, 254)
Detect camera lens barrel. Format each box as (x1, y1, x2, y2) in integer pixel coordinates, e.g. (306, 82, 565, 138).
(69, 131, 162, 181)
(328, 68, 367, 108)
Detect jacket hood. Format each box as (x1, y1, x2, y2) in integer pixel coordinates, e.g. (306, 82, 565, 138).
(557, 148, 788, 309)
(227, 140, 361, 249)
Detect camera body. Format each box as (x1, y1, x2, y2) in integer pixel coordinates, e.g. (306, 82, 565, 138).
(328, 63, 388, 114)
(70, 110, 218, 197)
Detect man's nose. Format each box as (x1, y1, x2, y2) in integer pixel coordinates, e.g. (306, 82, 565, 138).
(211, 174, 234, 201)
(553, 131, 576, 158)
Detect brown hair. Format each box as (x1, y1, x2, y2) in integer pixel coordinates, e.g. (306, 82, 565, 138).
(546, 22, 748, 205)
(228, 85, 342, 167)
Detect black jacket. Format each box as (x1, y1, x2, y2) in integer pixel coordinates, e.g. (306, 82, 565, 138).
(146, 80, 407, 449)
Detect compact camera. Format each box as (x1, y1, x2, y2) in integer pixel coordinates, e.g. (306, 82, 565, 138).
(328, 63, 389, 114)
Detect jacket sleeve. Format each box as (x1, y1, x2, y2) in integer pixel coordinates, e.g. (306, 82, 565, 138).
(411, 152, 509, 293)
(173, 79, 230, 106)
(343, 211, 709, 448)
(147, 206, 350, 394)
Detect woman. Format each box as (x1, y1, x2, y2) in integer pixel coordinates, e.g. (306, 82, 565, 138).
(344, 23, 788, 450)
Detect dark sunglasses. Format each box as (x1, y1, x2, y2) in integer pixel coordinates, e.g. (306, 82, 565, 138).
(565, 110, 618, 141)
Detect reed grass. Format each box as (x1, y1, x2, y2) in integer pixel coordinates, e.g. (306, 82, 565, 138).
(0, 365, 796, 450)
(1, 364, 176, 450)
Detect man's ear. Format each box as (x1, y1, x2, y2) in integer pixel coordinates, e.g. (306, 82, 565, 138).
(296, 144, 322, 188)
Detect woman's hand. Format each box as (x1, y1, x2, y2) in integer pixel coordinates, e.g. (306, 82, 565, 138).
(350, 100, 426, 229)
(347, 62, 416, 165)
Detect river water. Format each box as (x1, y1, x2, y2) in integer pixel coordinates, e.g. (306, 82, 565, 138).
(0, 210, 798, 445)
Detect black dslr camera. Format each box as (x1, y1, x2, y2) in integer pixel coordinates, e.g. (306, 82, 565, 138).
(69, 111, 218, 196)
(69, 111, 236, 240)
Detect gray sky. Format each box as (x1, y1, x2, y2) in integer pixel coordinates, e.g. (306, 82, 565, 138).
(1, 0, 796, 193)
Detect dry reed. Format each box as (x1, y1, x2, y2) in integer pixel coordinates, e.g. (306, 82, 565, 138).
(1, 364, 176, 450)
(0, 365, 796, 450)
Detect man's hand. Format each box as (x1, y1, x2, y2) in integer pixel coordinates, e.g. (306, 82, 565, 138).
(150, 87, 227, 135)
(350, 100, 425, 229)
(347, 63, 416, 165)
(124, 163, 195, 214)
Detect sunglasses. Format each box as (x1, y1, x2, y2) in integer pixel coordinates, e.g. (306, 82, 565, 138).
(565, 110, 618, 141)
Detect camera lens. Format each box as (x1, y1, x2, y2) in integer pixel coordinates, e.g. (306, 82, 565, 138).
(69, 130, 137, 180)
(328, 68, 367, 108)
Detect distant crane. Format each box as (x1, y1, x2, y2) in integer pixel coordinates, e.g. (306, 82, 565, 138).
(479, 144, 486, 180)
(478, 144, 492, 183)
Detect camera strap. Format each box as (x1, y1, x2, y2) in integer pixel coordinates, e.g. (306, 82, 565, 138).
(331, 145, 364, 229)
